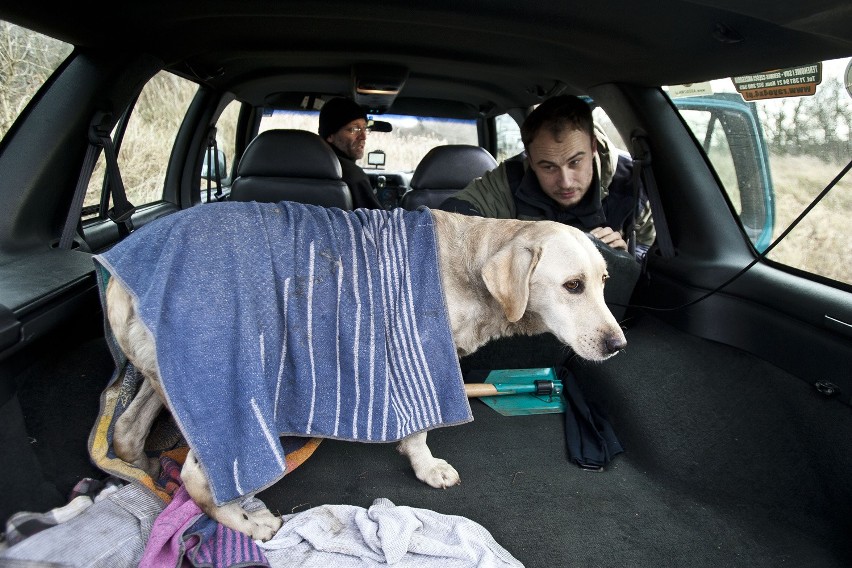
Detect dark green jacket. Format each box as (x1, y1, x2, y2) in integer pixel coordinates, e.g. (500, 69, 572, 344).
(440, 127, 655, 248)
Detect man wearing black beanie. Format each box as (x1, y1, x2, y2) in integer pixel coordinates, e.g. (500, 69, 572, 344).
(319, 97, 384, 209)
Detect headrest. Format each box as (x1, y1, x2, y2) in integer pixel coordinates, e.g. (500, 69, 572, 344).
(410, 145, 498, 190)
(236, 129, 342, 180)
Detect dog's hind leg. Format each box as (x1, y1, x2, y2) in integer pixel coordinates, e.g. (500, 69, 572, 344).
(181, 449, 283, 541)
(397, 431, 460, 488)
(113, 378, 164, 478)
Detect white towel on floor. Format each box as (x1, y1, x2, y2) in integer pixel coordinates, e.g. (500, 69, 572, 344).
(259, 498, 524, 567)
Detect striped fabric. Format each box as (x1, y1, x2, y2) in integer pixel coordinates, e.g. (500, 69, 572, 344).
(139, 483, 270, 568)
(0, 483, 164, 567)
(184, 513, 270, 567)
(94, 201, 471, 506)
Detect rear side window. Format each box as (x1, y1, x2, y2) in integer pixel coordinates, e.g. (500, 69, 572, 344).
(0, 23, 199, 220)
(669, 57, 852, 288)
(0, 20, 72, 141)
(495, 114, 523, 162)
(83, 71, 198, 218)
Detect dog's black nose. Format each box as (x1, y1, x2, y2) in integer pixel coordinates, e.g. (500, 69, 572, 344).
(605, 336, 627, 354)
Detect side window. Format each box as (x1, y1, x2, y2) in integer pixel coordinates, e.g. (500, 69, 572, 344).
(590, 107, 628, 150)
(83, 71, 198, 217)
(495, 114, 523, 162)
(679, 110, 738, 194)
(669, 58, 852, 287)
(674, 96, 772, 250)
(0, 21, 72, 141)
(201, 99, 241, 201)
(215, 100, 240, 175)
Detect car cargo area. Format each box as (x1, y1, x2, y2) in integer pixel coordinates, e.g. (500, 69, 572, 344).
(1, 2, 851, 566)
(5, 310, 851, 567)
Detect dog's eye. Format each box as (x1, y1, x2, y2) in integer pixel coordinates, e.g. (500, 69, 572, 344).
(563, 280, 583, 293)
(602, 274, 609, 283)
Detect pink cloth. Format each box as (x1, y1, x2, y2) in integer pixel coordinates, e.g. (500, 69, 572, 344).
(139, 483, 269, 568)
(139, 484, 205, 568)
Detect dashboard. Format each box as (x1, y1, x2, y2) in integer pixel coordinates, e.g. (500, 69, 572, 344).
(366, 171, 412, 209)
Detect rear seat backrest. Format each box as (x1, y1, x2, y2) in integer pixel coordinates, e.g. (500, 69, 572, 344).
(230, 129, 353, 209)
(400, 144, 498, 210)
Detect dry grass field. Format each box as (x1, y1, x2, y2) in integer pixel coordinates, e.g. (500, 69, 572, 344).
(767, 153, 852, 284)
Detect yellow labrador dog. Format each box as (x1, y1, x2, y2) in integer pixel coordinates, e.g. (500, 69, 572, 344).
(105, 208, 626, 540)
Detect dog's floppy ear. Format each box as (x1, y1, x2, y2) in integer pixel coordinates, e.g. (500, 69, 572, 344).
(481, 242, 542, 322)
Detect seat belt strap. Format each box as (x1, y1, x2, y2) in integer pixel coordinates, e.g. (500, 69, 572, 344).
(631, 130, 675, 258)
(206, 126, 223, 202)
(59, 111, 136, 248)
(91, 120, 136, 236)
(628, 157, 639, 258)
(58, 141, 100, 250)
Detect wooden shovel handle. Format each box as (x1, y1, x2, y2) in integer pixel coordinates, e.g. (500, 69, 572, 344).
(464, 383, 499, 397)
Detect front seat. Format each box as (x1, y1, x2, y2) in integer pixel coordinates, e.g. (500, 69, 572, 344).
(400, 145, 498, 210)
(230, 129, 353, 209)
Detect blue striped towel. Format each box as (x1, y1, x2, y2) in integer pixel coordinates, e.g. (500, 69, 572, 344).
(94, 201, 471, 505)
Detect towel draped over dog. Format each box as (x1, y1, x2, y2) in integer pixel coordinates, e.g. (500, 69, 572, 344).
(94, 202, 471, 505)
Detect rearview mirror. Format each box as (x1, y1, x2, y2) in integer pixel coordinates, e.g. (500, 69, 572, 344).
(369, 120, 393, 133)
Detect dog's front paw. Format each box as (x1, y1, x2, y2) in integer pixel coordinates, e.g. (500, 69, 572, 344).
(415, 458, 461, 488)
(244, 507, 284, 541)
(210, 501, 283, 541)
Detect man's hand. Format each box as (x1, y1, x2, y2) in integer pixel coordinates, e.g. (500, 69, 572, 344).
(590, 226, 628, 251)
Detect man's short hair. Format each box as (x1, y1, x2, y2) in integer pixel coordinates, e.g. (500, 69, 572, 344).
(520, 95, 594, 149)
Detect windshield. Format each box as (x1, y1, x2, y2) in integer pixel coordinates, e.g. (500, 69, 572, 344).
(259, 110, 478, 173)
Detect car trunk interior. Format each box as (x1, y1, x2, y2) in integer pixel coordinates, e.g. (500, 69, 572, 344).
(1, 1, 851, 564)
(6, 306, 851, 566)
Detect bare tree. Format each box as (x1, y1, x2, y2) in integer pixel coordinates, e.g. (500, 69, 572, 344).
(758, 76, 852, 161)
(811, 79, 849, 162)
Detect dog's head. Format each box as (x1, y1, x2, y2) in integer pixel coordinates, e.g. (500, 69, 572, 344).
(481, 222, 627, 361)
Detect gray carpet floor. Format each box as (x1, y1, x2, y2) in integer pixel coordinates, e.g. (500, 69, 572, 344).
(6, 312, 850, 566)
(259, 313, 852, 567)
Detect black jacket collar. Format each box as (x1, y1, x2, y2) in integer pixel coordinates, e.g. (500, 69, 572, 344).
(513, 167, 607, 229)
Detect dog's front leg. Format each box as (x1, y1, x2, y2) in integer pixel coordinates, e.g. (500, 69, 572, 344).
(397, 431, 460, 488)
(181, 449, 282, 541)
